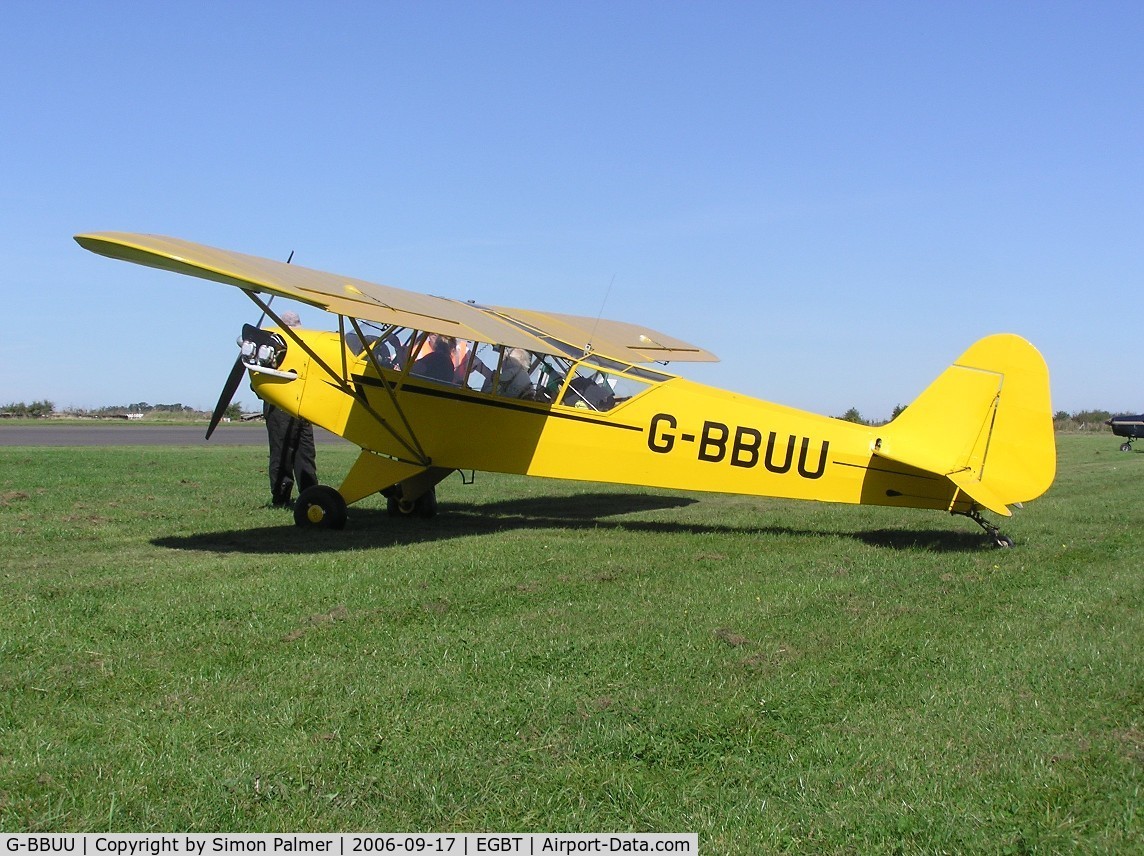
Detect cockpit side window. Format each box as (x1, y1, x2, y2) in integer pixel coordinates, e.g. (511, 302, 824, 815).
(530, 353, 572, 402)
(347, 323, 416, 370)
(346, 323, 582, 403)
(491, 349, 570, 401)
(384, 328, 420, 370)
(559, 361, 655, 412)
(408, 333, 463, 386)
(345, 322, 384, 360)
(467, 342, 500, 392)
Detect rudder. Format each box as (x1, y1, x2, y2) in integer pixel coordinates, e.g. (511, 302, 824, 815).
(876, 334, 1055, 515)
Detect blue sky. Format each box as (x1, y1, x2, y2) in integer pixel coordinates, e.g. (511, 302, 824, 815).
(3, 1, 1141, 419)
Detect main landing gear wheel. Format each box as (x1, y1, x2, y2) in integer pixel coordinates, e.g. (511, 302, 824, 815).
(1120, 441, 1133, 452)
(293, 485, 348, 530)
(386, 486, 438, 519)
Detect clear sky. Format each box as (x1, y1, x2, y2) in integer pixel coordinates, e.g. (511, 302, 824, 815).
(3, 1, 1141, 419)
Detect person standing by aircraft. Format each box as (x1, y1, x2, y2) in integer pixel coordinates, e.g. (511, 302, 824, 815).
(264, 310, 317, 507)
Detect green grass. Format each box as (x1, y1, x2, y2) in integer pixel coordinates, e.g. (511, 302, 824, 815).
(1, 434, 1140, 852)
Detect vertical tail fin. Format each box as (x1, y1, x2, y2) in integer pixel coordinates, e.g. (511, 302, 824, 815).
(876, 334, 1055, 515)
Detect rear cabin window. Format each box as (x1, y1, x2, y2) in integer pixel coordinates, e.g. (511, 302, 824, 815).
(560, 363, 653, 412)
(469, 346, 571, 402)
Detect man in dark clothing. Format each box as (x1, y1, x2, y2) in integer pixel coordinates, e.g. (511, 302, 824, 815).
(264, 311, 318, 507)
(265, 401, 318, 507)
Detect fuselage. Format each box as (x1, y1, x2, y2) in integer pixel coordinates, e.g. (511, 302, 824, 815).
(250, 324, 967, 514)
(1107, 415, 1144, 439)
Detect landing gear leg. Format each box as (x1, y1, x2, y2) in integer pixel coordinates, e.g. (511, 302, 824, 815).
(955, 507, 1013, 548)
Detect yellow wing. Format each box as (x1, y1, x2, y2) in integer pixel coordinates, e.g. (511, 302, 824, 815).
(489, 306, 719, 363)
(74, 232, 717, 365)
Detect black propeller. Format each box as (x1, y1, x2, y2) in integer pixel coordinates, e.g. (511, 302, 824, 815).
(205, 355, 249, 439)
(204, 252, 293, 440)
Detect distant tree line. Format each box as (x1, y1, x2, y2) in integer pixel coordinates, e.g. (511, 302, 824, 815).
(86, 402, 198, 416)
(836, 404, 909, 426)
(0, 400, 56, 418)
(1053, 410, 1119, 431)
(836, 405, 1124, 431)
(2, 401, 245, 420)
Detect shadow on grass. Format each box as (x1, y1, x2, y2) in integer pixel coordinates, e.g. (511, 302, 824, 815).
(853, 528, 988, 551)
(153, 491, 992, 555)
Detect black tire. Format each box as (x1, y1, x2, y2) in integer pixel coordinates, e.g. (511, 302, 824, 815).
(293, 485, 348, 530)
(386, 486, 437, 519)
(413, 487, 438, 518)
(1121, 442, 1133, 452)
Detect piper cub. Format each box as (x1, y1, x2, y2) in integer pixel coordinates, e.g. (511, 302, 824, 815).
(76, 232, 1055, 547)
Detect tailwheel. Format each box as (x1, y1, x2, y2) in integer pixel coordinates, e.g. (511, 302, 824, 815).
(294, 485, 348, 530)
(956, 507, 1013, 548)
(385, 486, 438, 519)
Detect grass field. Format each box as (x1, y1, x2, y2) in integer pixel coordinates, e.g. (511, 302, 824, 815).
(0, 433, 1140, 852)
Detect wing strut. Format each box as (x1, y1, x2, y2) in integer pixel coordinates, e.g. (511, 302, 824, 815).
(346, 316, 429, 462)
(244, 292, 430, 467)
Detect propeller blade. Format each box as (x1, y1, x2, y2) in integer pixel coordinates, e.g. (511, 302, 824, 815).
(205, 355, 248, 440)
(206, 256, 291, 441)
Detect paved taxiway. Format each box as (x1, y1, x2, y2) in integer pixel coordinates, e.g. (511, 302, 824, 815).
(0, 423, 350, 447)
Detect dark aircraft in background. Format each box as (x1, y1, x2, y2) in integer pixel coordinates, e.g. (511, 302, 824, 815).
(1107, 414, 1144, 451)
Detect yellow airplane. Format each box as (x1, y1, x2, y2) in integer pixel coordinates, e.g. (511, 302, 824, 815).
(75, 232, 1055, 547)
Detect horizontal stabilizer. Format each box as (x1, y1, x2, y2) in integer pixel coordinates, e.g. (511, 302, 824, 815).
(946, 468, 1013, 517)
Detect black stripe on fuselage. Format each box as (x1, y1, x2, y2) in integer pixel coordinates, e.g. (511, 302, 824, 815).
(351, 374, 644, 432)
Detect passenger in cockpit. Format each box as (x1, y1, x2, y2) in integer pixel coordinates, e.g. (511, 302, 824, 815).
(497, 348, 533, 397)
(411, 334, 457, 382)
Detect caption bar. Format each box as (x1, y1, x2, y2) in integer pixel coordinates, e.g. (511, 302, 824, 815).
(3, 835, 697, 856)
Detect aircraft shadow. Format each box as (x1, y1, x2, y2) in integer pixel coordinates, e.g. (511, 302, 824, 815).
(152, 491, 990, 555)
(852, 528, 987, 552)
